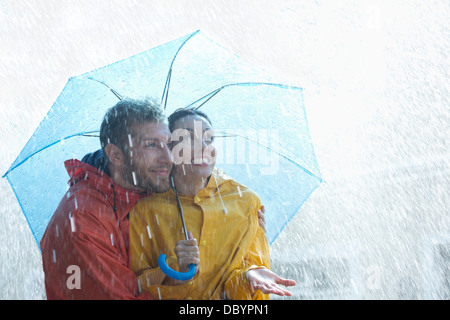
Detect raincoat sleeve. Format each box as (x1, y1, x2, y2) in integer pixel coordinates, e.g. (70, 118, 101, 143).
(129, 209, 195, 299)
(223, 199, 271, 300)
(69, 209, 154, 300)
(41, 200, 153, 300)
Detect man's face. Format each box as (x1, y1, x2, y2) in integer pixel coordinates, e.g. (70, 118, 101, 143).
(122, 121, 173, 193)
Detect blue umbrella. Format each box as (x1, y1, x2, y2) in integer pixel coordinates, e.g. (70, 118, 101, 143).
(3, 30, 323, 279)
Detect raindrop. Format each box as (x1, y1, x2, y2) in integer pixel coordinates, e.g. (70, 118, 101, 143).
(155, 214, 159, 226)
(157, 287, 161, 300)
(146, 225, 152, 239)
(140, 233, 144, 246)
(110, 233, 114, 246)
(128, 134, 133, 147)
(132, 171, 137, 185)
(236, 186, 242, 197)
(69, 213, 76, 232)
(55, 225, 59, 238)
(182, 165, 186, 175)
(74, 197, 78, 210)
(52, 250, 56, 263)
(125, 192, 129, 203)
(245, 164, 252, 179)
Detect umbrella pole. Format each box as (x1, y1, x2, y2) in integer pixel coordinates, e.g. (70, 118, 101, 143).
(170, 175, 189, 240)
(157, 175, 197, 281)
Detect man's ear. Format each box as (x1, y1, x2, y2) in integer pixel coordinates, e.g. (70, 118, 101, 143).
(105, 144, 123, 166)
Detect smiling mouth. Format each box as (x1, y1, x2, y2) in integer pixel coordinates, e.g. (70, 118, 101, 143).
(150, 168, 171, 176)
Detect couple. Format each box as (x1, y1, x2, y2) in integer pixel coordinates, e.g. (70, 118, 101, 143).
(40, 98, 296, 300)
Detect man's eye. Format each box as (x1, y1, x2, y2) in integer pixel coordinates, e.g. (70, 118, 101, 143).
(144, 142, 156, 147)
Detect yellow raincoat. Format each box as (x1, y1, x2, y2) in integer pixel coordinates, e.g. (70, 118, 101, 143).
(129, 168, 270, 300)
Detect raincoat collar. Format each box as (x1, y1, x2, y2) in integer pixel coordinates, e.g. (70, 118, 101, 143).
(64, 159, 151, 221)
(175, 168, 234, 198)
(204, 168, 233, 189)
(174, 168, 237, 215)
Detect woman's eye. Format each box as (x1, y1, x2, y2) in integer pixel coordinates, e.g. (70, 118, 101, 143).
(203, 133, 215, 143)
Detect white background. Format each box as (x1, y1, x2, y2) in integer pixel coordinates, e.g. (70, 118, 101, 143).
(0, 0, 448, 299)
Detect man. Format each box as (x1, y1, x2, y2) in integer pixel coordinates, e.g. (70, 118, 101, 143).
(40, 98, 173, 299)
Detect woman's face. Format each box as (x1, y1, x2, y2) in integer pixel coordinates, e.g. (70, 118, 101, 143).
(170, 114, 216, 179)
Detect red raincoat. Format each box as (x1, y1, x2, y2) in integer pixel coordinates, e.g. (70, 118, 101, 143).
(40, 159, 153, 299)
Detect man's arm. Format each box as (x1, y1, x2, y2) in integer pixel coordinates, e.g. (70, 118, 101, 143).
(41, 204, 153, 300)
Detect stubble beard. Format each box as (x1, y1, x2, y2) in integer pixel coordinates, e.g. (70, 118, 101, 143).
(123, 161, 171, 193)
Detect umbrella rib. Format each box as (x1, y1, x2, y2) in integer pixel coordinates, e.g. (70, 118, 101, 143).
(184, 81, 303, 109)
(192, 88, 222, 110)
(3, 131, 99, 177)
(161, 30, 200, 109)
(216, 131, 323, 182)
(85, 77, 123, 100)
(162, 69, 172, 109)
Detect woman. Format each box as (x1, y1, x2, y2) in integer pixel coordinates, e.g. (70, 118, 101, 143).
(129, 108, 296, 299)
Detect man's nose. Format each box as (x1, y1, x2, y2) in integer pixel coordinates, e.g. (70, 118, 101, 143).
(159, 143, 173, 164)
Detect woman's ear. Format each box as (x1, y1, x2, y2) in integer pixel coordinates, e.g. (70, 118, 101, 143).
(105, 144, 123, 166)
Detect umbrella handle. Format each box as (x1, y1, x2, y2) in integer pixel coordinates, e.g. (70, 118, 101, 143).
(158, 254, 196, 281)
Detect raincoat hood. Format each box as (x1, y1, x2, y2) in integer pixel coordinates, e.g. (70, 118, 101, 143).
(80, 149, 111, 177)
(65, 158, 149, 221)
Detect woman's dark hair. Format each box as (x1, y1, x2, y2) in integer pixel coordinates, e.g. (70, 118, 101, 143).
(167, 108, 212, 132)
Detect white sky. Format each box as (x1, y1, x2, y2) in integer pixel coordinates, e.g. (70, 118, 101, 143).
(1, 0, 448, 181)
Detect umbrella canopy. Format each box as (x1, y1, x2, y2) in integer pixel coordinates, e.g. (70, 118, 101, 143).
(3, 30, 322, 248)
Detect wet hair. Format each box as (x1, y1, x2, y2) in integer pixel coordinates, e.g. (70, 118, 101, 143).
(167, 108, 212, 132)
(100, 98, 166, 164)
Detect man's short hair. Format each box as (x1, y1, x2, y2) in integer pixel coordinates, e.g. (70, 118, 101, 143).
(100, 98, 166, 163)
